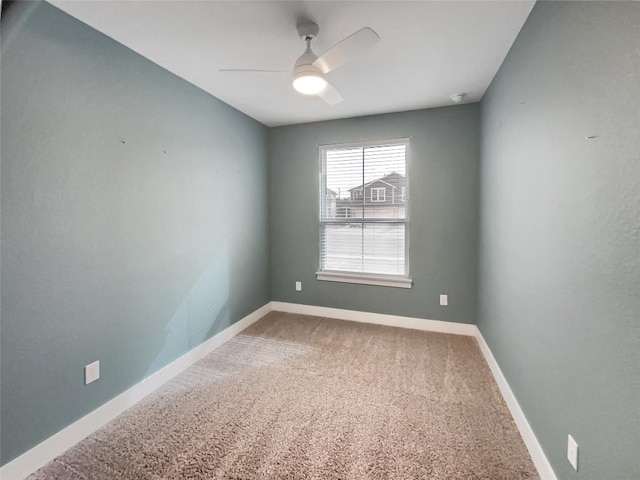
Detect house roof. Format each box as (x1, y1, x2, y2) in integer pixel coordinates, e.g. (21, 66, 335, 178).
(348, 172, 405, 191)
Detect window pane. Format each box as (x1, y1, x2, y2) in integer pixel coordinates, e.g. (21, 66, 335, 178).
(362, 224, 405, 275)
(320, 224, 364, 272)
(322, 148, 363, 220)
(320, 223, 406, 276)
(363, 144, 407, 220)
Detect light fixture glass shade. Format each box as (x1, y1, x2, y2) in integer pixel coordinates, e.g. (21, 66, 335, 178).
(292, 74, 327, 95)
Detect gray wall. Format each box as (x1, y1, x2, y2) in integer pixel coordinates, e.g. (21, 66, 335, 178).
(269, 106, 480, 324)
(1, 2, 269, 465)
(478, 2, 639, 479)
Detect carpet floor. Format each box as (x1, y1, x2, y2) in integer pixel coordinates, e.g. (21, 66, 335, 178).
(29, 312, 538, 479)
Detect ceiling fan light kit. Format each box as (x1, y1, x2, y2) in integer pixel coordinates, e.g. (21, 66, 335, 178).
(293, 72, 327, 95)
(221, 21, 380, 105)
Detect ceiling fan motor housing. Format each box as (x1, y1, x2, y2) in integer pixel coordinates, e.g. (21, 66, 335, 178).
(294, 49, 320, 72)
(297, 22, 319, 40)
(294, 24, 322, 77)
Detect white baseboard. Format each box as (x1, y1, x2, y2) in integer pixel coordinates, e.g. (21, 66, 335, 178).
(473, 326, 557, 480)
(0, 303, 271, 480)
(271, 301, 477, 336)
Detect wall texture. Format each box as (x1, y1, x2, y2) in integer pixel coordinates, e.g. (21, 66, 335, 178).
(1, 2, 269, 465)
(269, 106, 480, 324)
(478, 2, 639, 479)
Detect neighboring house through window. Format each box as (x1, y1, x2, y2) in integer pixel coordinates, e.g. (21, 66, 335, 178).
(318, 139, 411, 288)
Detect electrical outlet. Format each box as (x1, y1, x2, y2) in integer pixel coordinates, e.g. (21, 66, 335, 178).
(567, 434, 578, 471)
(85, 360, 100, 385)
(440, 294, 448, 306)
(295, 281, 302, 292)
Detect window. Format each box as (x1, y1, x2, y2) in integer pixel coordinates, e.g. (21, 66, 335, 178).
(400, 186, 406, 202)
(318, 139, 411, 288)
(371, 187, 385, 202)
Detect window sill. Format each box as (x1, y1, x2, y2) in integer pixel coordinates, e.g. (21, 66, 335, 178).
(316, 271, 413, 289)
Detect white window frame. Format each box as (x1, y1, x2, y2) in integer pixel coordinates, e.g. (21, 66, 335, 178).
(371, 187, 386, 202)
(317, 138, 411, 289)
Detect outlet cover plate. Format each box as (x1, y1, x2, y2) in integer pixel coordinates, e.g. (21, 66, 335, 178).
(567, 434, 578, 471)
(85, 360, 100, 385)
(440, 294, 448, 306)
(295, 281, 302, 292)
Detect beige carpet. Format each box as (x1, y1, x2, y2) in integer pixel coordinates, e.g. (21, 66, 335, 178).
(29, 312, 538, 479)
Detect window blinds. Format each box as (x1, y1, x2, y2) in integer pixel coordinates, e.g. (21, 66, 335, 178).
(319, 140, 408, 276)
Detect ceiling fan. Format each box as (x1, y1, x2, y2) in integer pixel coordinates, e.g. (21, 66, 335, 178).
(220, 22, 380, 105)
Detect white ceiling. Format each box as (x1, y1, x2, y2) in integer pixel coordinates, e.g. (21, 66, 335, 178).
(49, 1, 535, 127)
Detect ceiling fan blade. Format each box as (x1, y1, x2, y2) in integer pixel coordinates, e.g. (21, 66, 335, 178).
(219, 69, 288, 74)
(313, 27, 380, 74)
(318, 81, 343, 105)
